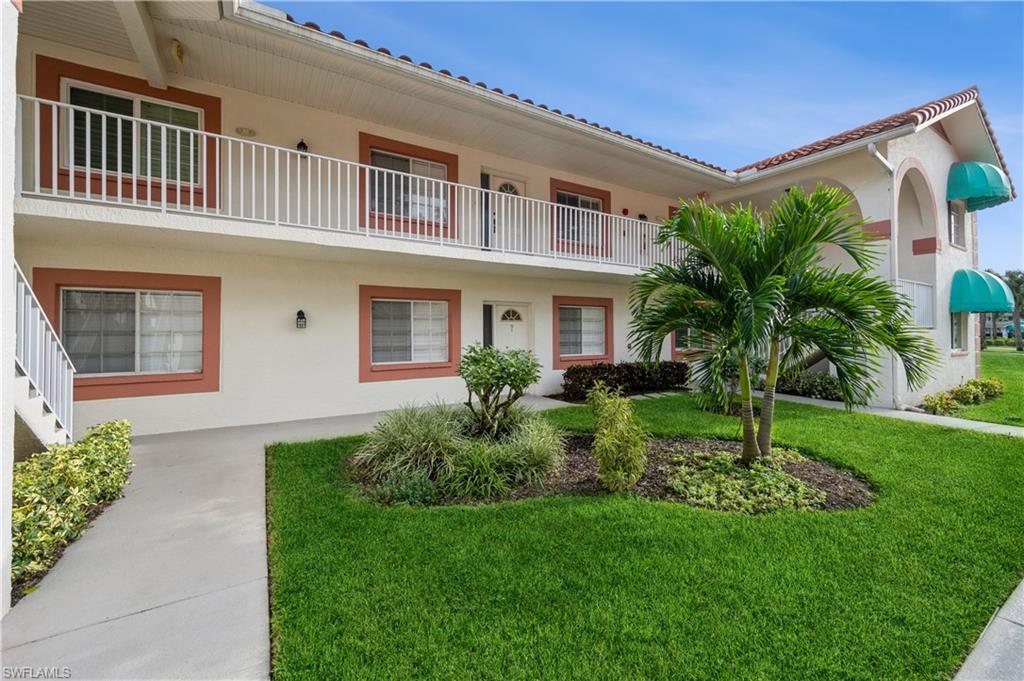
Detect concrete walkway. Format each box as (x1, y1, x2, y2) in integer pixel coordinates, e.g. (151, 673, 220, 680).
(0, 396, 565, 680)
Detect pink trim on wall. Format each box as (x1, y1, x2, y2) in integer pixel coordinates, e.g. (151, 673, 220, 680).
(358, 285, 462, 382)
(912, 237, 941, 255)
(11, 0, 23, 12)
(32, 268, 221, 400)
(552, 295, 614, 369)
(863, 219, 892, 240)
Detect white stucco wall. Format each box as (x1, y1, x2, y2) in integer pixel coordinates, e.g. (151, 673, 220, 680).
(15, 235, 654, 437)
(2, 0, 20, 617)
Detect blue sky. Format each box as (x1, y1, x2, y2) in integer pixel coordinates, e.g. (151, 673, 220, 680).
(269, 1, 1023, 272)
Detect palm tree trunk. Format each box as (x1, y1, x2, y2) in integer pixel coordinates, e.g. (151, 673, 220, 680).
(1014, 306, 1022, 352)
(738, 354, 760, 465)
(757, 338, 781, 457)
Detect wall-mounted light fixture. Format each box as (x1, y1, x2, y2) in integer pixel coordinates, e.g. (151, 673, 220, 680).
(296, 310, 307, 329)
(296, 139, 309, 156)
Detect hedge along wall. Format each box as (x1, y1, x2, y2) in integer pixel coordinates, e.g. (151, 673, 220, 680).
(11, 420, 132, 584)
(561, 361, 690, 401)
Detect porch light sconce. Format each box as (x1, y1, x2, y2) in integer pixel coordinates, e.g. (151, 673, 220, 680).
(296, 139, 309, 156)
(296, 310, 307, 329)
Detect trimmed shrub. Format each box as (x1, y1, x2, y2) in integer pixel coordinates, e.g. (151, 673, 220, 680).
(459, 344, 541, 439)
(562, 361, 689, 401)
(966, 377, 1004, 400)
(12, 420, 132, 582)
(949, 383, 984, 405)
(351, 404, 464, 483)
(922, 391, 958, 415)
(588, 383, 649, 492)
(353, 404, 564, 503)
(775, 370, 843, 401)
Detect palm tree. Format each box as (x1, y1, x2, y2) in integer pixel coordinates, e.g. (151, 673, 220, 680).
(1005, 270, 1023, 352)
(629, 185, 938, 463)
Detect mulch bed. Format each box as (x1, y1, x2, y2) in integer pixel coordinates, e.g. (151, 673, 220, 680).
(512, 435, 874, 511)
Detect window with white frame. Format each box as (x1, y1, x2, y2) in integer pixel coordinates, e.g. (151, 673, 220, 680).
(559, 305, 606, 356)
(950, 312, 966, 351)
(555, 190, 603, 247)
(63, 81, 203, 184)
(369, 149, 448, 223)
(60, 288, 203, 375)
(948, 200, 967, 248)
(370, 299, 449, 364)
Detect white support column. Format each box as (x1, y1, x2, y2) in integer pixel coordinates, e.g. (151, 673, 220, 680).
(1, 0, 21, 617)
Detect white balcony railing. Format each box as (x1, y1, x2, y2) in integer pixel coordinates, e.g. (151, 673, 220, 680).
(898, 279, 935, 328)
(15, 261, 75, 440)
(15, 95, 684, 270)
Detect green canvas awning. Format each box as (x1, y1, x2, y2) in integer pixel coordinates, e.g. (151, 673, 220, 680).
(950, 269, 1014, 313)
(947, 162, 1012, 211)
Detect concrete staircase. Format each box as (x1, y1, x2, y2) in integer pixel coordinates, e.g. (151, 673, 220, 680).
(13, 374, 69, 459)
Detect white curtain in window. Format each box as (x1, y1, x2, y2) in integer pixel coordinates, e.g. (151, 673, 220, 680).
(138, 291, 203, 372)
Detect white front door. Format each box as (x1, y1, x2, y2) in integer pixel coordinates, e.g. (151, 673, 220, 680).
(489, 175, 526, 251)
(491, 304, 530, 351)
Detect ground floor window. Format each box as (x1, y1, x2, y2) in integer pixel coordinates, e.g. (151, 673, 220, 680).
(674, 326, 707, 352)
(61, 288, 203, 375)
(552, 296, 613, 369)
(359, 285, 461, 382)
(33, 268, 221, 400)
(371, 299, 448, 364)
(559, 305, 606, 356)
(951, 312, 967, 351)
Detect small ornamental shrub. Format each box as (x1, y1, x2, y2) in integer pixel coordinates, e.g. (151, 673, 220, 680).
(12, 420, 132, 583)
(922, 391, 958, 415)
(459, 344, 541, 439)
(370, 471, 439, 506)
(664, 448, 825, 513)
(353, 403, 564, 503)
(562, 361, 689, 401)
(949, 383, 984, 405)
(351, 404, 464, 483)
(588, 383, 649, 492)
(775, 370, 843, 401)
(966, 377, 1004, 400)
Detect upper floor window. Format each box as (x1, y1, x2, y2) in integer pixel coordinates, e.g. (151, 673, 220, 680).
(369, 149, 448, 223)
(948, 200, 967, 248)
(61, 287, 203, 376)
(555, 190, 604, 247)
(64, 81, 203, 184)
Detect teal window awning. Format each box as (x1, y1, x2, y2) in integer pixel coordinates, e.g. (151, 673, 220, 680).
(947, 162, 1012, 211)
(950, 269, 1015, 313)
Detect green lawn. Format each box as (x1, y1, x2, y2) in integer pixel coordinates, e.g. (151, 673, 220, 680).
(267, 395, 1024, 680)
(959, 347, 1024, 426)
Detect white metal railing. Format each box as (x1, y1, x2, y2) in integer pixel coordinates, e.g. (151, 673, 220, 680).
(898, 279, 935, 328)
(14, 262, 75, 440)
(15, 95, 684, 269)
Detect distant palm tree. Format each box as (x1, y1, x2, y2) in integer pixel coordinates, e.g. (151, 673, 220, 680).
(1005, 270, 1024, 352)
(629, 185, 938, 463)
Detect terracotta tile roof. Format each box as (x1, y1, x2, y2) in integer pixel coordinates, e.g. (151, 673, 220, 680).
(281, 14, 1014, 197)
(281, 13, 729, 174)
(736, 87, 1015, 197)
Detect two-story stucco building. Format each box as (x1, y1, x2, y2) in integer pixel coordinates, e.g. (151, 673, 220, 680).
(1, 0, 1015, 494)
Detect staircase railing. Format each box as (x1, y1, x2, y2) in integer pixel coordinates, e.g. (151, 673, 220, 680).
(14, 261, 75, 440)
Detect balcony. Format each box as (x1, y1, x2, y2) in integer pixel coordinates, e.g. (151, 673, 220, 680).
(15, 96, 682, 271)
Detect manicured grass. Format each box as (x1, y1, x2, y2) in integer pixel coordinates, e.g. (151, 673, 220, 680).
(959, 347, 1024, 426)
(267, 395, 1024, 680)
